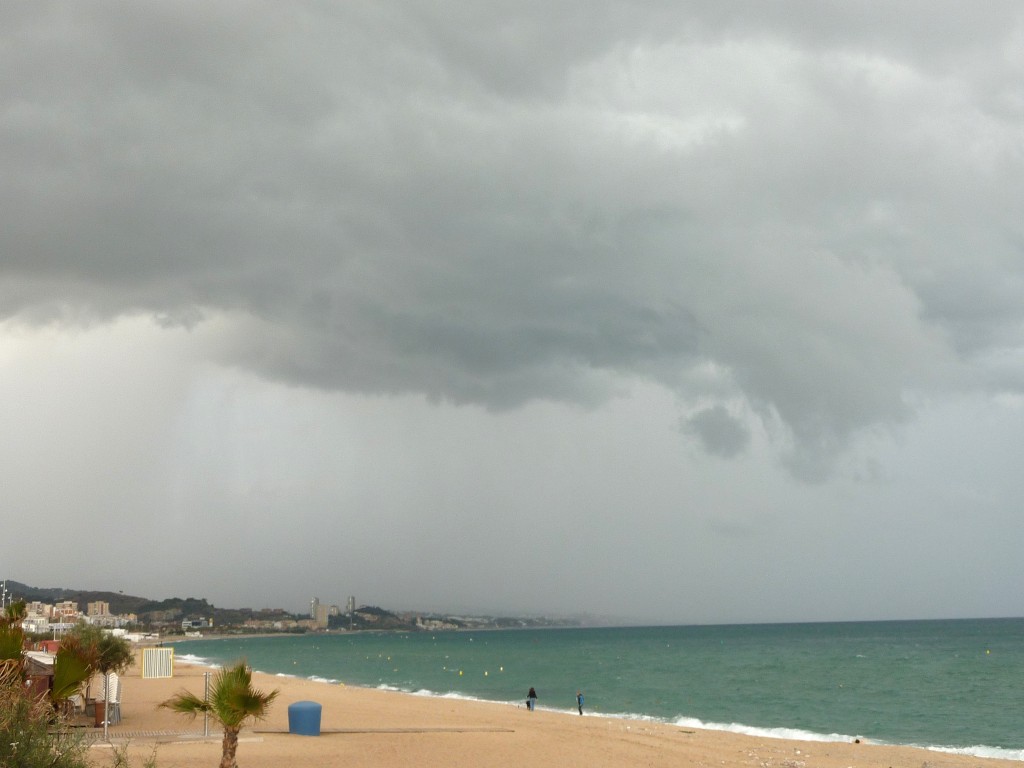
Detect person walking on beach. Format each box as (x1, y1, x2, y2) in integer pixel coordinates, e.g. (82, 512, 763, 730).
(527, 687, 537, 711)
(576, 690, 584, 715)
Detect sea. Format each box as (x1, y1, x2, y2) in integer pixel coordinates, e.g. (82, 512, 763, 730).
(170, 618, 1024, 760)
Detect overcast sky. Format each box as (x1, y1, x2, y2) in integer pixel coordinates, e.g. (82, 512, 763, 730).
(3, 2, 1023, 625)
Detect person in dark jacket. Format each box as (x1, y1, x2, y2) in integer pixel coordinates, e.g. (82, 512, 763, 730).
(527, 687, 538, 711)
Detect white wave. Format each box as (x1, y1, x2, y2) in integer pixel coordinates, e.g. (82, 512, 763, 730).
(930, 744, 1024, 762)
(672, 717, 854, 743)
(174, 653, 216, 668)
(671, 718, 1024, 762)
(308, 675, 339, 684)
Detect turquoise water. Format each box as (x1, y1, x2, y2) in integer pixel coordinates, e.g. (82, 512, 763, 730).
(171, 618, 1024, 759)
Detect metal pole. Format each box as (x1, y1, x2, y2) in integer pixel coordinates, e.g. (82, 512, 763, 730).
(204, 672, 211, 737)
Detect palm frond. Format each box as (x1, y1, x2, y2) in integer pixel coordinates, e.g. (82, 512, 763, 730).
(160, 690, 212, 719)
(51, 648, 91, 703)
(0, 620, 24, 663)
(161, 660, 279, 731)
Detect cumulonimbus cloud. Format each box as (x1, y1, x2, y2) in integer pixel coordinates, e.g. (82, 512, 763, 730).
(2, 2, 1020, 475)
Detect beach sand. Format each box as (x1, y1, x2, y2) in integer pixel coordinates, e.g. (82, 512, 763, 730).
(86, 658, 1018, 768)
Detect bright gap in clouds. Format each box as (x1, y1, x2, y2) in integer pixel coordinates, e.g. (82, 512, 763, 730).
(3, 316, 1023, 623)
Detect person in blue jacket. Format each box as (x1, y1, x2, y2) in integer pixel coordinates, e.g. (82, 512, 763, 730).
(576, 690, 584, 715)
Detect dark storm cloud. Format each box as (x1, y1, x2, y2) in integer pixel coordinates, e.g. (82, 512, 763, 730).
(2, 2, 1023, 470)
(683, 405, 750, 458)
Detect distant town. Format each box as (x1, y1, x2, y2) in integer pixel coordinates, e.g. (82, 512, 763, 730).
(1, 580, 580, 639)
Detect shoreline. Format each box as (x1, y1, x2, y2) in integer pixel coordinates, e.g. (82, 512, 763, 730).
(164, 652, 1024, 763)
(90, 660, 1024, 768)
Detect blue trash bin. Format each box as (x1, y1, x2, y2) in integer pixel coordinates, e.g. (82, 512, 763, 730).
(288, 700, 322, 736)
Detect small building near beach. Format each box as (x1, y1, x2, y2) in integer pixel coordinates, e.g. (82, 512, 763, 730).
(23, 651, 55, 700)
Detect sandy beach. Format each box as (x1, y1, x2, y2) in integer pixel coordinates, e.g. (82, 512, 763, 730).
(83, 655, 1021, 768)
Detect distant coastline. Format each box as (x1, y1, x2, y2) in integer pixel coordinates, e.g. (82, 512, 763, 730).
(4, 578, 584, 637)
(166, 621, 578, 645)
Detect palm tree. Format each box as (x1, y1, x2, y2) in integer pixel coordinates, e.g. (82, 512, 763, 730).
(161, 660, 279, 768)
(63, 622, 134, 731)
(50, 646, 91, 715)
